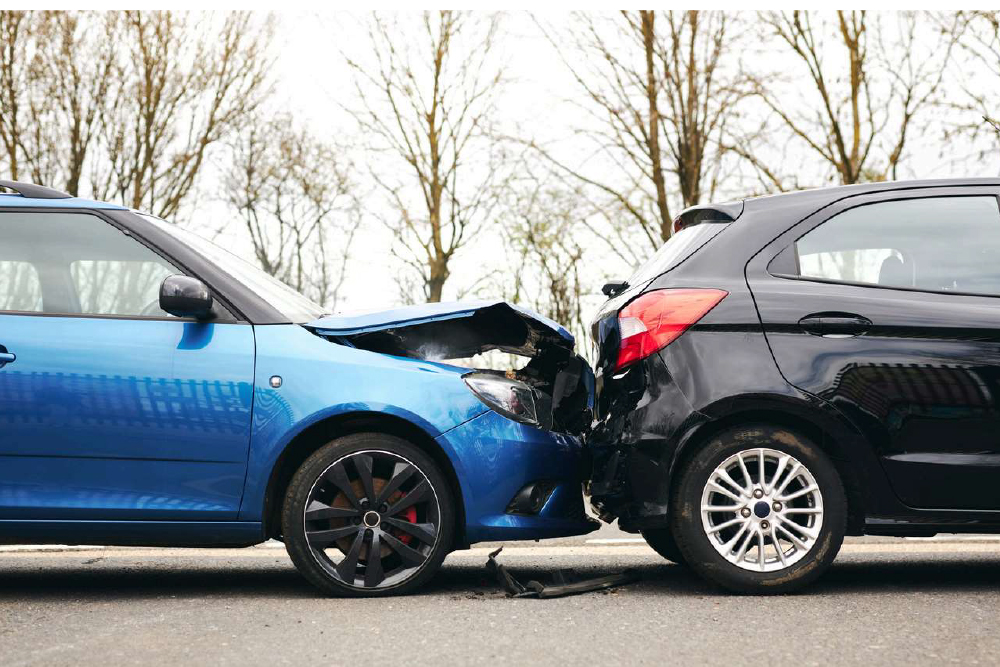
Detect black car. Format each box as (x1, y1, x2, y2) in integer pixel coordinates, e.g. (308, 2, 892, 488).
(589, 178, 1000, 593)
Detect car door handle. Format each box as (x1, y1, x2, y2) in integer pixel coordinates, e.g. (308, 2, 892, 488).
(0, 351, 15, 367)
(798, 313, 872, 337)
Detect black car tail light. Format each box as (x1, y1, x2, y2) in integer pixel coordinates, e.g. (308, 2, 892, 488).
(615, 288, 728, 372)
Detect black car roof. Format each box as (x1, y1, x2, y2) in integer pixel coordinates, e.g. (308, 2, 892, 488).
(666, 177, 1000, 281)
(742, 177, 1000, 211)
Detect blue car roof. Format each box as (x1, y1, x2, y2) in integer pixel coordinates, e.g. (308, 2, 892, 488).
(0, 194, 127, 210)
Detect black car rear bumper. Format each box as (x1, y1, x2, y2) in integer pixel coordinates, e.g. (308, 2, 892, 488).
(588, 350, 703, 531)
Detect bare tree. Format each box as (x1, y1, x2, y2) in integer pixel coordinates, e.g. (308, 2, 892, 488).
(944, 11, 1000, 160)
(223, 114, 361, 309)
(501, 165, 588, 338)
(748, 11, 953, 186)
(1, 10, 272, 215)
(0, 11, 31, 181)
(29, 12, 118, 195)
(537, 10, 748, 263)
(224, 113, 360, 309)
(342, 11, 506, 303)
(95, 11, 272, 219)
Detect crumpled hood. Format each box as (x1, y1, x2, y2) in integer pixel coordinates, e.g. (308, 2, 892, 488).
(305, 300, 575, 359)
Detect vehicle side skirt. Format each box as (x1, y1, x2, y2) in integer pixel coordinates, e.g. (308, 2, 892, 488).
(0, 520, 265, 547)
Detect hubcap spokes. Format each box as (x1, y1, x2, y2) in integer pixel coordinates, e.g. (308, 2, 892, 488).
(303, 450, 440, 590)
(700, 448, 824, 573)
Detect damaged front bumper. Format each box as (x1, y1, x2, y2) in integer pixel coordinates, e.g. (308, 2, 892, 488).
(437, 409, 599, 544)
(307, 299, 600, 545)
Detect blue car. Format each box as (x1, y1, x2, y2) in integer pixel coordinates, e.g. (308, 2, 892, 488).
(0, 180, 597, 596)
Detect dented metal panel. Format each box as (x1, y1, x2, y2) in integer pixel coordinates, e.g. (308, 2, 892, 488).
(307, 300, 594, 436)
(306, 300, 574, 358)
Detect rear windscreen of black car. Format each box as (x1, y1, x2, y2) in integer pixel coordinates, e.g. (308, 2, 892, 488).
(626, 222, 728, 287)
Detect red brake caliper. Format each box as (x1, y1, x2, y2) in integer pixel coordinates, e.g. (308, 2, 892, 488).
(397, 505, 417, 545)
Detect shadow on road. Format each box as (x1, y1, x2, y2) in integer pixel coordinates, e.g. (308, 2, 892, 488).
(0, 556, 996, 601)
(0, 561, 317, 600)
(811, 559, 1000, 596)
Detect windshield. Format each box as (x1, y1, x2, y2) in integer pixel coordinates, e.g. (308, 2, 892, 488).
(139, 214, 327, 322)
(626, 222, 728, 287)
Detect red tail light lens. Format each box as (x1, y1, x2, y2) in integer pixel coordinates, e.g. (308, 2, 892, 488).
(615, 288, 728, 372)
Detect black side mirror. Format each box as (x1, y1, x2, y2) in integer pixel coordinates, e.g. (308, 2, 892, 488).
(160, 275, 214, 319)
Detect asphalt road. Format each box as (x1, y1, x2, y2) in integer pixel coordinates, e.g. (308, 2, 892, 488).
(2, 524, 999, 666)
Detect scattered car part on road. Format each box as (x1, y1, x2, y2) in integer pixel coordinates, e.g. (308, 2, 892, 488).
(486, 547, 640, 598)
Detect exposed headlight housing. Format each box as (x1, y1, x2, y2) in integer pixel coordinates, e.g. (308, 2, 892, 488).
(463, 372, 540, 427)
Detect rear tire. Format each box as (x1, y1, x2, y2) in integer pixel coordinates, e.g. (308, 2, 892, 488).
(671, 425, 846, 594)
(640, 527, 686, 565)
(282, 433, 455, 597)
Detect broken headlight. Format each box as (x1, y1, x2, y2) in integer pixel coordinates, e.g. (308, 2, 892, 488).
(464, 372, 540, 427)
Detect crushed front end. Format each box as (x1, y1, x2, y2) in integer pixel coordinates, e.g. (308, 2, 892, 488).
(305, 300, 599, 543)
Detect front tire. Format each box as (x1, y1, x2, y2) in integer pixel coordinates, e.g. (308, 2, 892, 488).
(671, 425, 846, 594)
(282, 433, 455, 597)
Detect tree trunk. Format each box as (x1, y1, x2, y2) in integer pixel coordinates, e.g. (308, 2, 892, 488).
(641, 11, 672, 241)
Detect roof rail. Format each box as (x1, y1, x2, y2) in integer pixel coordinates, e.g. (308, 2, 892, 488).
(0, 179, 72, 200)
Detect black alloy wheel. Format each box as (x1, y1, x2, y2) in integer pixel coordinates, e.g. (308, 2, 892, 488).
(282, 433, 454, 597)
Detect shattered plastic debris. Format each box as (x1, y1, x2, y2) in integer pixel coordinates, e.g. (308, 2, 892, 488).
(485, 547, 640, 599)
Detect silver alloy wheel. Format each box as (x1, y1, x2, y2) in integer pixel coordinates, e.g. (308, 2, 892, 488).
(700, 447, 824, 573)
(302, 449, 441, 590)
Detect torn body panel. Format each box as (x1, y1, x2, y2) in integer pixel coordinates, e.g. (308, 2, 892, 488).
(586, 261, 788, 532)
(588, 348, 706, 531)
(305, 300, 599, 543)
(307, 301, 594, 436)
(307, 300, 574, 356)
(587, 279, 857, 533)
(486, 546, 639, 598)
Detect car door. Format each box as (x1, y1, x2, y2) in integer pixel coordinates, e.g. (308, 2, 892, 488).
(0, 209, 255, 520)
(746, 188, 1000, 510)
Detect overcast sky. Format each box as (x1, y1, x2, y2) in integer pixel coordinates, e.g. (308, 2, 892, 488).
(185, 11, 600, 315)
(185, 10, 999, 317)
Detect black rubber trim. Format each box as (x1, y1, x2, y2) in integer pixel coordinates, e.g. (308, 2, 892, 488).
(0, 309, 246, 324)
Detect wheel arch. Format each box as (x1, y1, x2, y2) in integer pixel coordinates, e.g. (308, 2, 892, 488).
(667, 401, 868, 535)
(261, 411, 468, 546)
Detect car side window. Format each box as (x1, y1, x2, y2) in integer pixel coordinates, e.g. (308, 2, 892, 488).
(790, 196, 1000, 296)
(0, 261, 43, 312)
(71, 260, 176, 317)
(0, 211, 182, 318)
